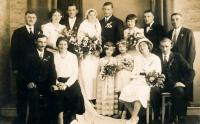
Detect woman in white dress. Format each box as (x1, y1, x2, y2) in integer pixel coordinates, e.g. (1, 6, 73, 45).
(52, 37, 84, 124)
(42, 9, 65, 52)
(78, 8, 102, 102)
(119, 38, 161, 124)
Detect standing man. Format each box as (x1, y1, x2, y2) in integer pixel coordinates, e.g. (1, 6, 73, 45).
(100, 2, 124, 47)
(10, 10, 39, 124)
(143, 10, 166, 54)
(60, 3, 82, 33)
(25, 34, 57, 124)
(168, 13, 196, 101)
(150, 38, 195, 124)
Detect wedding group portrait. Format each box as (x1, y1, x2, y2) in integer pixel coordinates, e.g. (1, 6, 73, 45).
(0, 0, 200, 124)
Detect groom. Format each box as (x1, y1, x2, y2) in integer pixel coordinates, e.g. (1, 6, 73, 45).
(100, 2, 124, 55)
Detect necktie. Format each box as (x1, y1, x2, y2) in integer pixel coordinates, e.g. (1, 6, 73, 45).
(163, 55, 168, 66)
(29, 28, 34, 36)
(172, 29, 177, 45)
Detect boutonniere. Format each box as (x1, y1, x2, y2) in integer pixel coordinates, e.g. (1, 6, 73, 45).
(105, 22, 113, 28)
(169, 58, 174, 67)
(180, 33, 184, 38)
(43, 56, 50, 62)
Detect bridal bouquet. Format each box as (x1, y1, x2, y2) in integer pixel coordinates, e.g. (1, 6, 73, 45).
(127, 29, 144, 49)
(146, 71, 165, 88)
(99, 64, 117, 80)
(76, 35, 102, 58)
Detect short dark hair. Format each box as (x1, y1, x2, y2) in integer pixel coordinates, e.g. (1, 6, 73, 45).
(67, 3, 77, 9)
(56, 37, 69, 47)
(160, 37, 173, 44)
(36, 34, 48, 41)
(144, 9, 154, 16)
(103, 2, 113, 8)
(103, 41, 115, 51)
(25, 10, 37, 16)
(126, 14, 137, 23)
(171, 12, 182, 18)
(48, 9, 63, 20)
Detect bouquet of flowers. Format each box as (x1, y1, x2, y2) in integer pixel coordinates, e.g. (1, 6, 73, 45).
(62, 28, 77, 45)
(127, 29, 144, 49)
(146, 70, 165, 88)
(76, 35, 102, 58)
(117, 58, 134, 71)
(99, 64, 117, 80)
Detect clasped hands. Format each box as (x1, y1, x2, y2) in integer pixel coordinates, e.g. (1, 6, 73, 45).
(174, 82, 185, 88)
(51, 83, 67, 91)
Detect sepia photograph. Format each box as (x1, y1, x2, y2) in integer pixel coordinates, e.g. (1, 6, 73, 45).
(0, 0, 200, 124)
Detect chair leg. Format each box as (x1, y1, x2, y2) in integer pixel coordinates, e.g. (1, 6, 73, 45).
(168, 103, 171, 120)
(25, 102, 29, 124)
(146, 103, 150, 124)
(162, 97, 165, 124)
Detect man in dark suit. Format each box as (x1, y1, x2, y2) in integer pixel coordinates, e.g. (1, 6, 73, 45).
(60, 3, 82, 54)
(167, 13, 196, 101)
(60, 3, 82, 33)
(150, 38, 195, 124)
(10, 10, 39, 124)
(143, 10, 166, 54)
(24, 34, 57, 124)
(100, 2, 124, 46)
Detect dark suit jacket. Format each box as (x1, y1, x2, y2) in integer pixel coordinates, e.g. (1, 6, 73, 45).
(24, 48, 57, 91)
(144, 22, 166, 53)
(158, 52, 195, 89)
(11, 26, 39, 72)
(100, 15, 124, 44)
(60, 16, 82, 33)
(167, 27, 196, 67)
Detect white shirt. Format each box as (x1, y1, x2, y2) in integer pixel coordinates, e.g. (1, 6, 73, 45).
(172, 26, 182, 41)
(162, 52, 171, 62)
(146, 21, 154, 32)
(54, 51, 78, 87)
(105, 15, 112, 22)
(69, 17, 76, 30)
(26, 25, 34, 33)
(36, 49, 44, 58)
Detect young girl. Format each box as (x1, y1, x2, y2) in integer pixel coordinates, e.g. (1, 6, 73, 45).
(96, 42, 118, 116)
(124, 14, 143, 56)
(115, 39, 134, 117)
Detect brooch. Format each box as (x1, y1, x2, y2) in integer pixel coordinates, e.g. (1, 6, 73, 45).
(105, 22, 113, 28)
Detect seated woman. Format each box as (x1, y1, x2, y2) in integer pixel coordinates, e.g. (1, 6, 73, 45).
(52, 37, 85, 124)
(119, 38, 161, 124)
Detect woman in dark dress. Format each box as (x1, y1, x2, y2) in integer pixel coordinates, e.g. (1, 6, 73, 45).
(51, 37, 85, 124)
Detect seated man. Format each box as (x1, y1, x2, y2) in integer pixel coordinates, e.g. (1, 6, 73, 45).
(150, 38, 195, 124)
(24, 34, 57, 124)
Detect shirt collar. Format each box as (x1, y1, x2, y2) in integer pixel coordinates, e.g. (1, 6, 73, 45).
(37, 49, 44, 56)
(105, 15, 112, 21)
(162, 52, 171, 60)
(69, 17, 76, 20)
(26, 25, 34, 33)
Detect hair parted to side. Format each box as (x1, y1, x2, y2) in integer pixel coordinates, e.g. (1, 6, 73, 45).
(144, 9, 154, 15)
(48, 9, 63, 21)
(56, 37, 69, 47)
(103, 42, 115, 51)
(103, 2, 113, 8)
(171, 12, 183, 18)
(25, 10, 37, 16)
(126, 14, 137, 23)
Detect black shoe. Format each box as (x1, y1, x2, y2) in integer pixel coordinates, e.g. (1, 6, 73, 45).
(178, 116, 186, 124)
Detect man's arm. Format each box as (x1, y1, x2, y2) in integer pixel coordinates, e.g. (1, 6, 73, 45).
(187, 29, 196, 66)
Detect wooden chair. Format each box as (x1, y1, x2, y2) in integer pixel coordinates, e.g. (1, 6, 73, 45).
(161, 92, 172, 124)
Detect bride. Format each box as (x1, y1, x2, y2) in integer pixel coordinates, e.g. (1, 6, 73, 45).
(77, 8, 101, 103)
(76, 9, 125, 124)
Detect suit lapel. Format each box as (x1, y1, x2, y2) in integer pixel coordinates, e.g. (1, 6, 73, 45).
(168, 52, 175, 68)
(176, 27, 184, 42)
